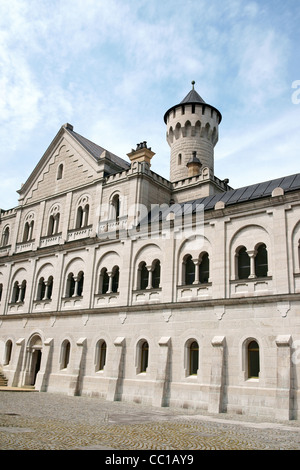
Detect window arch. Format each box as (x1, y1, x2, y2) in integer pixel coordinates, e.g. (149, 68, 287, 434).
(140, 340, 149, 373)
(99, 267, 109, 294)
(96, 340, 107, 371)
(199, 252, 209, 283)
(111, 266, 119, 293)
(66, 272, 75, 297)
(189, 340, 199, 376)
(152, 260, 161, 289)
(111, 194, 120, 220)
(60, 340, 71, 369)
(75, 195, 90, 228)
(1, 226, 10, 246)
(247, 340, 260, 378)
(237, 246, 250, 279)
(255, 243, 268, 277)
(184, 254, 195, 285)
(11, 280, 26, 303)
(23, 220, 34, 242)
(48, 205, 60, 235)
(37, 276, 53, 301)
(139, 261, 149, 290)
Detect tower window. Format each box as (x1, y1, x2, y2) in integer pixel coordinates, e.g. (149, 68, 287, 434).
(178, 154, 182, 165)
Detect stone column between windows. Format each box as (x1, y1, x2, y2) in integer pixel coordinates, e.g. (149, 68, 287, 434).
(35, 338, 53, 392)
(275, 335, 293, 420)
(107, 337, 126, 402)
(11, 338, 25, 387)
(192, 259, 200, 284)
(146, 265, 153, 289)
(107, 271, 113, 293)
(247, 250, 257, 279)
(68, 337, 87, 397)
(42, 281, 50, 300)
(153, 337, 171, 407)
(208, 335, 226, 414)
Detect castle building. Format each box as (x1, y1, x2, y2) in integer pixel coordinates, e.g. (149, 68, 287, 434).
(1, 83, 300, 420)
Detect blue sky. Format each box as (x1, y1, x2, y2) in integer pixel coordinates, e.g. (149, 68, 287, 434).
(0, 0, 299, 209)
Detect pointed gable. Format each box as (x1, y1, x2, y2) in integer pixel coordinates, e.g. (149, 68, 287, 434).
(18, 124, 130, 205)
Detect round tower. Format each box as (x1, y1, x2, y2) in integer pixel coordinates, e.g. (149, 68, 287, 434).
(164, 82, 222, 182)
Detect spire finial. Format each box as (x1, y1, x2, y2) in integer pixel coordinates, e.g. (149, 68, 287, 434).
(191, 80, 195, 89)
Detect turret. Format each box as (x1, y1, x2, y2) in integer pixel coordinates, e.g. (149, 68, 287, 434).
(164, 82, 222, 183)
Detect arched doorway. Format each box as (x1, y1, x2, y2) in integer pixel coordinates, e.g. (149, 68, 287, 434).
(25, 335, 43, 387)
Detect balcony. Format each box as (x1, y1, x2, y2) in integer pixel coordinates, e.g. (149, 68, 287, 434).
(67, 226, 93, 242)
(177, 283, 212, 302)
(15, 241, 34, 253)
(230, 277, 273, 297)
(40, 233, 62, 248)
(94, 292, 120, 307)
(132, 288, 162, 304)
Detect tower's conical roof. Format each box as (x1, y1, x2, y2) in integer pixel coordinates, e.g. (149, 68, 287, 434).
(180, 83, 206, 105)
(164, 81, 222, 123)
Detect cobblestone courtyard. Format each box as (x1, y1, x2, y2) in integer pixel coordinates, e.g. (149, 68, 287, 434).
(1, 390, 300, 450)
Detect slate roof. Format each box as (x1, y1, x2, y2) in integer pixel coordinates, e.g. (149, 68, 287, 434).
(144, 173, 300, 224)
(180, 88, 206, 105)
(68, 128, 131, 171)
(164, 84, 222, 123)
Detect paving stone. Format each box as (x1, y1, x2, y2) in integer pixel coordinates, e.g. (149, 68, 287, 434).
(0, 391, 300, 450)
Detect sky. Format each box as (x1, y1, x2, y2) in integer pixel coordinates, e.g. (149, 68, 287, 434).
(0, 0, 299, 209)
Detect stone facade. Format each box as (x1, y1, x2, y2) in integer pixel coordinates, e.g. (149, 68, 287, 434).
(1, 85, 300, 420)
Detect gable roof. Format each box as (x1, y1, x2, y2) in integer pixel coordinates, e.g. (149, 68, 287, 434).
(66, 127, 130, 171)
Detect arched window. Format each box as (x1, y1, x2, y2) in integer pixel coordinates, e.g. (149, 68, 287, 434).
(4, 340, 12, 365)
(184, 255, 195, 285)
(76, 204, 89, 228)
(0, 283, 3, 302)
(37, 277, 46, 301)
(111, 194, 120, 220)
(199, 252, 209, 283)
(47, 276, 53, 299)
(20, 280, 26, 302)
(57, 163, 64, 180)
(96, 340, 107, 371)
(247, 340, 260, 378)
(112, 266, 119, 293)
(152, 260, 161, 288)
(77, 271, 84, 296)
(23, 220, 34, 242)
(140, 341, 149, 373)
(37, 276, 53, 300)
(139, 262, 149, 290)
(61, 340, 71, 369)
(255, 244, 268, 277)
(12, 281, 19, 303)
(66, 272, 75, 297)
(237, 246, 250, 279)
(13, 280, 27, 303)
(189, 341, 199, 376)
(48, 213, 60, 235)
(99, 268, 109, 294)
(1, 226, 10, 246)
